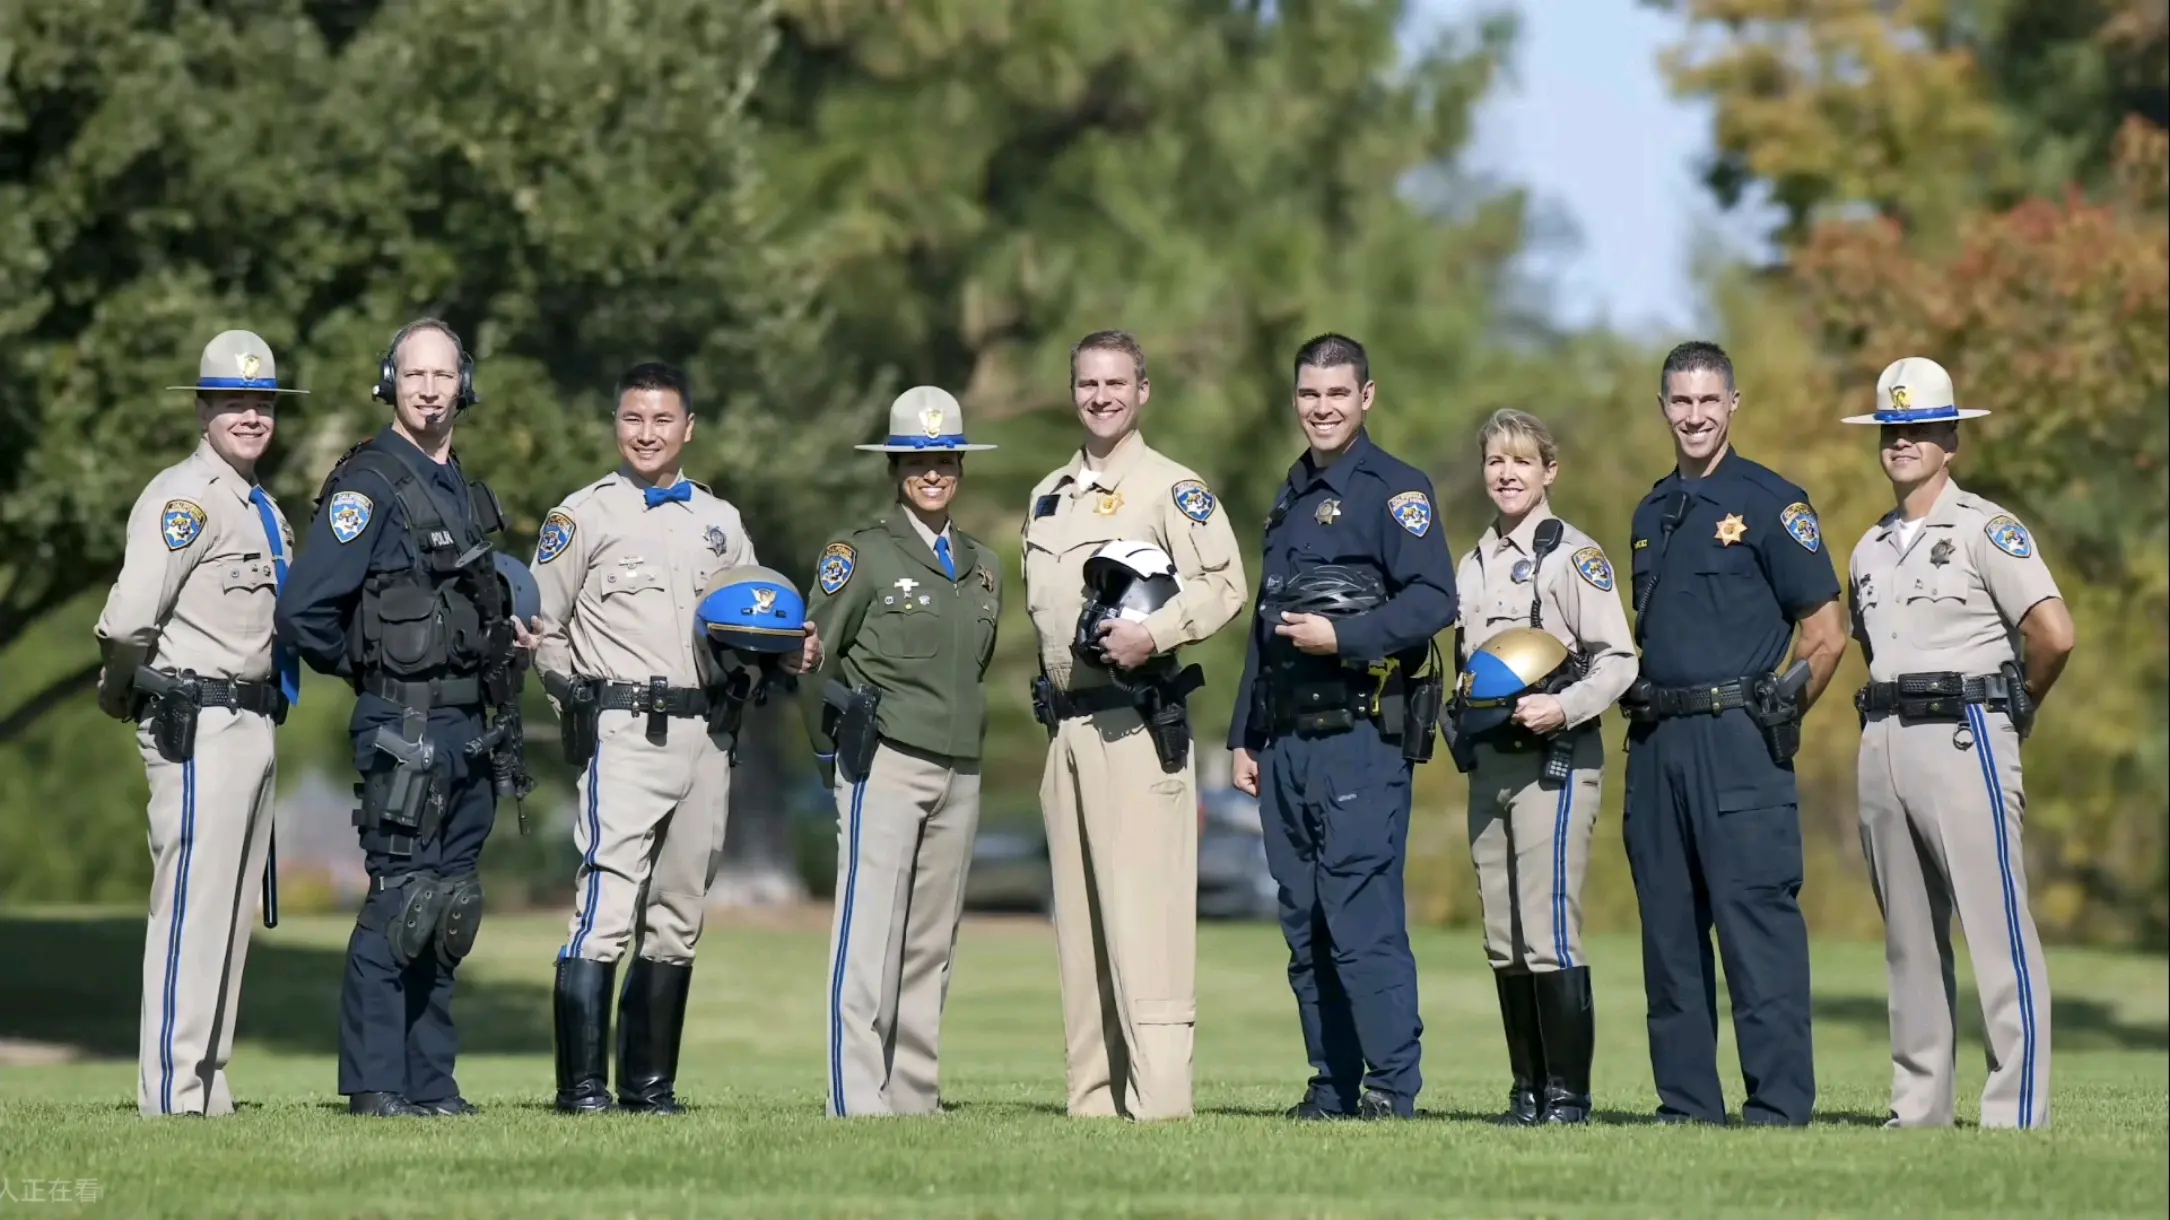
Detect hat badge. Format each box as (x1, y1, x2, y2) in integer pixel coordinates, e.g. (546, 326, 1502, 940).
(1889, 384, 1910, 410)
(919, 405, 945, 439)
(753, 587, 777, 613)
(238, 352, 262, 380)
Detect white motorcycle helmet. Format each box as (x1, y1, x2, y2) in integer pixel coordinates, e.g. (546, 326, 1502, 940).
(1072, 540, 1185, 667)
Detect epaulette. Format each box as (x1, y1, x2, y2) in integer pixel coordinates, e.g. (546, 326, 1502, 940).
(312, 437, 377, 516)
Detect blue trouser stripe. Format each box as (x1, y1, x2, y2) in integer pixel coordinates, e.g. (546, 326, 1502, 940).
(562, 751, 603, 962)
(1551, 777, 1574, 969)
(1966, 703, 2037, 1128)
(829, 778, 868, 1116)
(159, 760, 198, 1114)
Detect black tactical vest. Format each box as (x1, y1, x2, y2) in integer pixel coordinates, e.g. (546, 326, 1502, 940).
(315, 438, 509, 683)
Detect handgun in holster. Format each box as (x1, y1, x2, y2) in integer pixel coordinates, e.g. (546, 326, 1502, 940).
(1128, 662, 1206, 774)
(364, 706, 442, 857)
(1398, 642, 1446, 766)
(132, 665, 203, 764)
(1747, 659, 1813, 767)
(1029, 673, 1058, 737)
(1999, 660, 2035, 740)
(821, 678, 883, 786)
(542, 671, 601, 767)
(706, 668, 755, 759)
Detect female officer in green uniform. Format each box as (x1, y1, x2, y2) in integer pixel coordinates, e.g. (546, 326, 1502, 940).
(803, 385, 1002, 1119)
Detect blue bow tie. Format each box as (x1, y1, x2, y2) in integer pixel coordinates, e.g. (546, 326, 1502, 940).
(645, 482, 692, 509)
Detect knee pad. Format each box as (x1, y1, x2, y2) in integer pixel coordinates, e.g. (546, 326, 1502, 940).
(436, 873, 485, 967)
(385, 873, 448, 968)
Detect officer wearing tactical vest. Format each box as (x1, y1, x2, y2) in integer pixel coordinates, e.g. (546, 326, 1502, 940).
(801, 385, 1001, 1119)
(95, 329, 306, 1117)
(1230, 333, 1457, 1121)
(1446, 409, 1637, 1127)
(1842, 357, 2074, 1130)
(1023, 330, 1247, 1123)
(532, 361, 820, 1115)
(275, 318, 543, 1118)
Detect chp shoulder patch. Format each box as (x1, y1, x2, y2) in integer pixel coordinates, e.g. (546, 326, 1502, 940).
(1571, 546, 1614, 593)
(1780, 501, 1822, 553)
(1984, 514, 2034, 559)
(160, 499, 206, 552)
(1170, 479, 1218, 524)
(818, 541, 857, 596)
(327, 491, 374, 546)
(1387, 490, 1433, 538)
(536, 510, 576, 564)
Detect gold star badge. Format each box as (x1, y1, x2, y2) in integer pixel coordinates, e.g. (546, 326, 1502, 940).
(1094, 490, 1124, 516)
(1315, 499, 1342, 525)
(1715, 513, 1748, 546)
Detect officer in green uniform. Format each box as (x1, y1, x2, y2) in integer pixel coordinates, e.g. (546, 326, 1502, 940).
(804, 385, 1002, 1118)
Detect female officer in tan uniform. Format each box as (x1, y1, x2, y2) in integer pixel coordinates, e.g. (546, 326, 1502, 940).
(1450, 408, 1636, 1126)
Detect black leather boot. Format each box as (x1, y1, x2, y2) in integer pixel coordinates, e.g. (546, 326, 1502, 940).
(1494, 970, 1545, 1126)
(553, 956, 616, 1113)
(616, 957, 693, 1114)
(1533, 966, 1594, 1124)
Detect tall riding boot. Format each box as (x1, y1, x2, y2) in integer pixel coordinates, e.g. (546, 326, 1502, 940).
(553, 956, 616, 1113)
(1532, 966, 1594, 1124)
(1493, 971, 1545, 1126)
(616, 957, 694, 1114)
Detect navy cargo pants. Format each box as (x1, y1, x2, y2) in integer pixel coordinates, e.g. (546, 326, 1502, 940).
(338, 702, 498, 1103)
(1259, 720, 1423, 1116)
(1623, 711, 1815, 1126)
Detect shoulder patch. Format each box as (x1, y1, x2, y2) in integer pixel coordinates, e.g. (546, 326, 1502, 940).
(818, 541, 857, 595)
(536, 509, 576, 564)
(1170, 479, 1218, 524)
(1983, 514, 2033, 559)
(160, 499, 206, 552)
(1387, 490, 1433, 538)
(1779, 502, 1822, 553)
(1571, 546, 1614, 593)
(327, 491, 374, 545)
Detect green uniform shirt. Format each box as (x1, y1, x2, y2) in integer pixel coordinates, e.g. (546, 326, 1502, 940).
(802, 510, 1002, 762)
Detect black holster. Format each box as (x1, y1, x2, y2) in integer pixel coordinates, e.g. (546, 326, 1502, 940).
(2001, 660, 2035, 740)
(544, 672, 601, 767)
(1030, 674, 1058, 737)
(706, 671, 752, 754)
(1130, 663, 1206, 774)
(1746, 673, 1804, 767)
(1400, 672, 1444, 765)
(134, 667, 204, 764)
(822, 679, 882, 786)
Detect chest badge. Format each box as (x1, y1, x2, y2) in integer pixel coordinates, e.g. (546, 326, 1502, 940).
(1715, 513, 1748, 546)
(1315, 499, 1342, 525)
(977, 566, 996, 592)
(704, 525, 728, 557)
(895, 577, 920, 594)
(1094, 490, 1124, 516)
(1509, 558, 1533, 583)
(1929, 539, 1953, 567)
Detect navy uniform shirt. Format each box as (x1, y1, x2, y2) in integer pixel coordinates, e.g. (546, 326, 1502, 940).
(1228, 430, 1458, 752)
(1629, 448, 1839, 688)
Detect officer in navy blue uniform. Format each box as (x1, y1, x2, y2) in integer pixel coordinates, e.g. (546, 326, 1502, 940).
(275, 319, 543, 1118)
(1229, 334, 1456, 1121)
(1620, 341, 1849, 1127)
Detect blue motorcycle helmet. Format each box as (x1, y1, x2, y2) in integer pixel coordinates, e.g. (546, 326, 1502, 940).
(696, 565, 807, 654)
(493, 551, 542, 623)
(1456, 627, 1573, 738)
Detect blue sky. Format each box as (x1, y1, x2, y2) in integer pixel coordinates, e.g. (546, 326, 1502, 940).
(1407, 0, 1781, 338)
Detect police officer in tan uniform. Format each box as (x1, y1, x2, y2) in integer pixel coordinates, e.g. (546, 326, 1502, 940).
(1450, 409, 1637, 1126)
(1842, 356, 2075, 1130)
(804, 386, 1001, 1119)
(533, 362, 820, 1114)
(1022, 330, 1248, 1122)
(93, 330, 306, 1117)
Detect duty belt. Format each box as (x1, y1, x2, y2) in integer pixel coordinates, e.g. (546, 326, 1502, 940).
(1476, 719, 1593, 754)
(1642, 679, 1752, 719)
(1855, 670, 2017, 721)
(1268, 669, 1406, 735)
(595, 681, 712, 717)
(364, 673, 484, 711)
(1046, 683, 1134, 720)
(143, 673, 288, 721)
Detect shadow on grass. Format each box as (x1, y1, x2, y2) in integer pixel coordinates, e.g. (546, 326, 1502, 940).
(0, 915, 553, 1059)
(1812, 992, 2168, 1051)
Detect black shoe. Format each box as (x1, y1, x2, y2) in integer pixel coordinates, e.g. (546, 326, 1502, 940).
(1493, 971, 1545, 1126)
(553, 956, 617, 1113)
(1284, 1098, 1346, 1121)
(1356, 1090, 1411, 1120)
(414, 1096, 479, 1116)
(349, 1091, 434, 1117)
(616, 957, 693, 1114)
(1532, 966, 1594, 1124)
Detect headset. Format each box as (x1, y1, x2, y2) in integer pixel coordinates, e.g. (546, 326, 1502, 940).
(372, 318, 480, 411)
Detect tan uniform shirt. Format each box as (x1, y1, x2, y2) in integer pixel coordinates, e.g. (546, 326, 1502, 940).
(532, 467, 757, 687)
(1022, 432, 1248, 687)
(1454, 508, 1637, 730)
(1847, 478, 2061, 680)
(95, 440, 289, 681)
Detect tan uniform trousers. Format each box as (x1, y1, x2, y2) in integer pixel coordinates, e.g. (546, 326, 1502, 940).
(560, 710, 731, 966)
(1858, 707, 2051, 1129)
(824, 741, 981, 1118)
(1040, 708, 1198, 1121)
(137, 708, 278, 1117)
(1466, 730, 1603, 973)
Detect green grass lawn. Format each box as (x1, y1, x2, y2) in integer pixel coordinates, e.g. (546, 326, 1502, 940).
(0, 908, 2164, 1218)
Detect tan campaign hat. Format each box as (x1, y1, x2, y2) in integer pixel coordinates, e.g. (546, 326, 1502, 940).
(854, 385, 996, 452)
(1841, 355, 1987, 425)
(166, 329, 309, 395)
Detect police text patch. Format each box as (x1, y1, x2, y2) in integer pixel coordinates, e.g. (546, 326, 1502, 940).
(818, 542, 857, 595)
(1780, 502, 1821, 553)
(536, 510, 576, 564)
(161, 499, 206, 552)
(327, 491, 373, 545)
(1572, 546, 1614, 593)
(1170, 479, 1218, 524)
(1984, 514, 2033, 559)
(1387, 491, 1433, 538)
